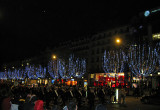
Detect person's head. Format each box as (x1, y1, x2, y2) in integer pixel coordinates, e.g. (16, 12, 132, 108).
(67, 101, 77, 110)
(30, 95, 37, 104)
(34, 100, 44, 110)
(95, 104, 107, 110)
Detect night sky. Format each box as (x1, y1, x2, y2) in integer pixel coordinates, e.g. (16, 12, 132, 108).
(0, 0, 158, 64)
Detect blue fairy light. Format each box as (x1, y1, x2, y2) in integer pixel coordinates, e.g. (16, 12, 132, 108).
(103, 49, 127, 73)
(128, 44, 158, 77)
(68, 54, 86, 78)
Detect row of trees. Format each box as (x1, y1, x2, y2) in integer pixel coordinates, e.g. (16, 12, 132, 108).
(0, 54, 86, 80)
(48, 54, 86, 79)
(103, 44, 160, 77)
(0, 43, 159, 80)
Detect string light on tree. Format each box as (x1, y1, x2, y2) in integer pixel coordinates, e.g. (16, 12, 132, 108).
(0, 72, 7, 79)
(48, 60, 58, 79)
(155, 42, 160, 65)
(128, 44, 158, 77)
(103, 49, 127, 74)
(25, 65, 46, 79)
(25, 65, 35, 79)
(57, 59, 68, 79)
(68, 54, 86, 78)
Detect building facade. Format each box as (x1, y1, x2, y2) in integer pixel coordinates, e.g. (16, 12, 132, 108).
(57, 25, 130, 74)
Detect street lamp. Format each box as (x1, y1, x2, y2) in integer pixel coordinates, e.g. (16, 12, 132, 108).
(52, 54, 57, 77)
(52, 55, 57, 59)
(115, 38, 121, 44)
(52, 54, 62, 86)
(115, 38, 121, 103)
(115, 38, 121, 87)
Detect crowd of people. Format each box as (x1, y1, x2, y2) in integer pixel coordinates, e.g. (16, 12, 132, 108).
(0, 82, 138, 110)
(0, 82, 120, 110)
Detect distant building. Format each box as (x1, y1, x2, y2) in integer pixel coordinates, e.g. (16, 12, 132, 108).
(57, 25, 130, 74)
(129, 7, 160, 43)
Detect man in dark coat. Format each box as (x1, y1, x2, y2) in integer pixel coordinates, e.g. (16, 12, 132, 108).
(23, 95, 37, 110)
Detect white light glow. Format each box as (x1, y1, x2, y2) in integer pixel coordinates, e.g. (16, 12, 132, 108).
(116, 88, 118, 102)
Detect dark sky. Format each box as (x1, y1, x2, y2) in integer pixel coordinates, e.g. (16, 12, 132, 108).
(0, 0, 158, 64)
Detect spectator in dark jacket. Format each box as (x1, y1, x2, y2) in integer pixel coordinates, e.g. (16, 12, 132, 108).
(23, 95, 37, 110)
(87, 88, 95, 110)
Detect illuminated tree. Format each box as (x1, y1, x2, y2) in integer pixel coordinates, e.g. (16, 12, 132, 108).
(128, 44, 158, 77)
(35, 65, 46, 78)
(48, 58, 66, 79)
(48, 60, 57, 79)
(58, 59, 68, 79)
(6, 69, 15, 79)
(47, 54, 86, 79)
(103, 49, 127, 74)
(25, 65, 46, 79)
(68, 54, 86, 78)
(0, 72, 7, 79)
(5, 68, 25, 80)
(25, 65, 36, 79)
(155, 42, 160, 66)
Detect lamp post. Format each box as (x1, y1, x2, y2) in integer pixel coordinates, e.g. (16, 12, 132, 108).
(115, 37, 122, 87)
(115, 38, 122, 103)
(52, 54, 62, 86)
(52, 55, 58, 85)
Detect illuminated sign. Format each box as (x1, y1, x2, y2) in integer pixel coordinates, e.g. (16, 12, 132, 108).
(151, 8, 160, 13)
(152, 33, 160, 40)
(51, 80, 54, 84)
(144, 10, 150, 17)
(144, 8, 160, 17)
(84, 82, 87, 87)
(91, 74, 94, 78)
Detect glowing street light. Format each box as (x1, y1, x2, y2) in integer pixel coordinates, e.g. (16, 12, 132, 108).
(52, 55, 57, 59)
(113, 38, 122, 103)
(116, 38, 121, 44)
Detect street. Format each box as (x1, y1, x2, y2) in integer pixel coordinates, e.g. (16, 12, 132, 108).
(107, 96, 160, 110)
(79, 96, 160, 110)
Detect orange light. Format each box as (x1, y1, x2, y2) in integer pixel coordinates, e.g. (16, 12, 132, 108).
(116, 39, 120, 43)
(52, 55, 56, 59)
(115, 38, 121, 44)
